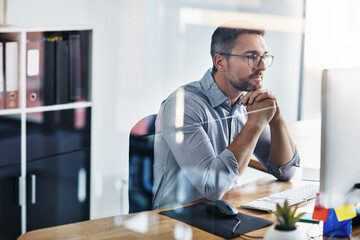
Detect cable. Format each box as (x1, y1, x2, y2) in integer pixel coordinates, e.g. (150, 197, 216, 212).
(306, 223, 323, 239)
(240, 233, 263, 239)
(230, 216, 264, 239)
(232, 218, 241, 234)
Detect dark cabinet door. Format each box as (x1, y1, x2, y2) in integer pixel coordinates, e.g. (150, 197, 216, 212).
(0, 164, 21, 240)
(26, 149, 90, 231)
(0, 116, 22, 240)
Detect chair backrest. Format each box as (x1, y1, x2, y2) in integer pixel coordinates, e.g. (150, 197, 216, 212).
(128, 114, 157, 213)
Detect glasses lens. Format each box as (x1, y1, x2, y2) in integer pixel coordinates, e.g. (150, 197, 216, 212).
(264, 55, 273, 68)
(248, 56, 260, 68)
(247, 55, 274, 68)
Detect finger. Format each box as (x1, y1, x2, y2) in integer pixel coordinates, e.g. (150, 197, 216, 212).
(242, 92, 251, 105)
(243, 90, 262, 105)
(255, 91, 276, 102)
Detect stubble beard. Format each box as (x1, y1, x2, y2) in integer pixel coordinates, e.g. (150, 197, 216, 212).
(228, 70, 263, 91)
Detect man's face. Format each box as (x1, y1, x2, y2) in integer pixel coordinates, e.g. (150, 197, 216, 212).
(224, 33, 268, 91)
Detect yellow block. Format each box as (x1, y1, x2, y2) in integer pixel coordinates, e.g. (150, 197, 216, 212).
(334, 204, 357, 222)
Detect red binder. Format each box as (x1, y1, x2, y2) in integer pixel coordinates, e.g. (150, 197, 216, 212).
(26, 39, 44, 107)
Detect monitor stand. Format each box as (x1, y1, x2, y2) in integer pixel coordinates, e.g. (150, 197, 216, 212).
(353, 209, 360, 226)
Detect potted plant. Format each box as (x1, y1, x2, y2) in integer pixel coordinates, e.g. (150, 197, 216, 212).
(264, 200, 307, 240)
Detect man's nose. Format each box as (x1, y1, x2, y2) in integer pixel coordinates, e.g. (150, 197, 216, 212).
(257, 57, 267, 71)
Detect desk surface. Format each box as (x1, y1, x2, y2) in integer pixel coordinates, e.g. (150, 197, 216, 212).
(18, 176, 360, 240)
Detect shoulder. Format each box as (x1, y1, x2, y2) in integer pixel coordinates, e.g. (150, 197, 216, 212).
(163, 81, 209, 108)
(160, 81, 211, 121)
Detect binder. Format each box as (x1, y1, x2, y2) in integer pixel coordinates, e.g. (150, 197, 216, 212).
(69, 34, 82, 101)
(43, 39, 56, 105)
(55, 39, 69, 104)
(26, 40, 44, 107)
(0, 42, 4, 109)
(4, 41, 19, 109)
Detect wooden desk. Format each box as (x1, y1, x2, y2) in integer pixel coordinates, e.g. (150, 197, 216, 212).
(17, 176, 360, 240)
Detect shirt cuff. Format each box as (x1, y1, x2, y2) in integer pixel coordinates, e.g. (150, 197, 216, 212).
(266, 146, 300, 181)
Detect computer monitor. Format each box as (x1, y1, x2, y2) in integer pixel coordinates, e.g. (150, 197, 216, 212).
(320, 67, 360, 208)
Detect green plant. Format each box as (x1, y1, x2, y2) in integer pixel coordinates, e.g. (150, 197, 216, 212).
(274, 200, 306, 230)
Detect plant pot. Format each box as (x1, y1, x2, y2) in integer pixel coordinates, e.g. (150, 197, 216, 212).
(263, 225, 307, 240)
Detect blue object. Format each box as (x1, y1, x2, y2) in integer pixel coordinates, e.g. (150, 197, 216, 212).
(323, 208, 352, 238)
(128, 114, 157, 213)
(299, 212, 320, 223)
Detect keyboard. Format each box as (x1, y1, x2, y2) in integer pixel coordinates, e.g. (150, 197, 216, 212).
(240, 184, 319, 212)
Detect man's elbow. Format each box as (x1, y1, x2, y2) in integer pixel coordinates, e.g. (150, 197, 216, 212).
(274, 167, 297, 181)
(204, 187, 228, 201)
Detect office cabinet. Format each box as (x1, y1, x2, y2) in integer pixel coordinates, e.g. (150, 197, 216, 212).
(26, 149, 90, 231)
(0, 163, 21, 240)
(0, 115, 21, 240)
(0, 27, 92, 239)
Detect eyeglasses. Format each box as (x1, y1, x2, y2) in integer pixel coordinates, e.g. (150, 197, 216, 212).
(219, 53, 274, 69)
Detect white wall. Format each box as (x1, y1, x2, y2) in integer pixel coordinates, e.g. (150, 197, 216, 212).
(302, 0, 360, 120)
(6, 0, 304, 219)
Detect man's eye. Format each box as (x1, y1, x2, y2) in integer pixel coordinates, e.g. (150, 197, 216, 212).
(248, 55, 258, 60)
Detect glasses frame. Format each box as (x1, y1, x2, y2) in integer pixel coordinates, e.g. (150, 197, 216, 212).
(219, 53, 274, 69)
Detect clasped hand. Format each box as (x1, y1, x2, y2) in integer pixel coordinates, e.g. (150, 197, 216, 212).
(242, 89, 279, 126)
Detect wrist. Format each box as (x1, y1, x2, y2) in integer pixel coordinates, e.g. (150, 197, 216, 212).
(245, 118, 268, 131)
(269, 114, 284, 128)
(269, 104, 281, 124)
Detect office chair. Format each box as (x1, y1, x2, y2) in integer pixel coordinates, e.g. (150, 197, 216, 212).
(128, 114, 157, 213)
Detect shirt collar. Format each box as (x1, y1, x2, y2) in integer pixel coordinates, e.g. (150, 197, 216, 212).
(200, 69, 229, 108)
(200, 69, 245, 109)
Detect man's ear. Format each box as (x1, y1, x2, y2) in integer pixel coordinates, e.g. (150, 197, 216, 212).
(213, 53, 227, 72)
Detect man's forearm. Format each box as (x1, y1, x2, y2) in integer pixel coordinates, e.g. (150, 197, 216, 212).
(269, 117, 295, 166)
(228, 121, 266, 175)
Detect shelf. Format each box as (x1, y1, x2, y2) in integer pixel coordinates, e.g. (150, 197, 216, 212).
(0, 26, 92, 33)
(25, 102, 92, 113)
(0, 108, 22, 115)
(0, 27, 92, 239)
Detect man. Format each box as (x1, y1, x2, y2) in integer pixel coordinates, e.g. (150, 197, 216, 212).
(152, 21, 300, 209)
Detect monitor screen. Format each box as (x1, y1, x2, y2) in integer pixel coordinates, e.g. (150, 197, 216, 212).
(320, 67, 360, 208)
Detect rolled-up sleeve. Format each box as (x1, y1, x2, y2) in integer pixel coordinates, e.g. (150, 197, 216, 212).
(264, 147, 300, 181)
(253, 125, 300, 181)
